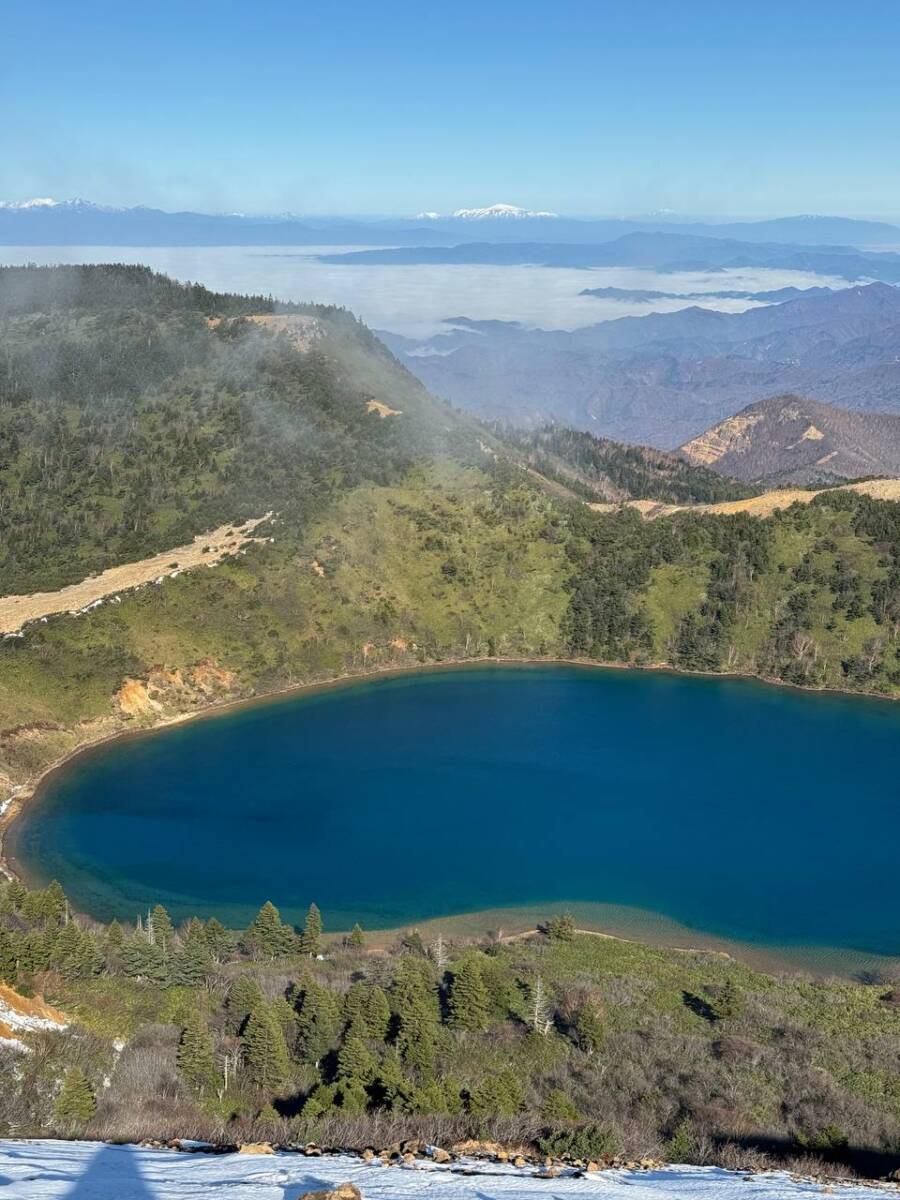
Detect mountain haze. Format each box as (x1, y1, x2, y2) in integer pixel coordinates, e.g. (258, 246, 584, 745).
(386, 283, 900, 445)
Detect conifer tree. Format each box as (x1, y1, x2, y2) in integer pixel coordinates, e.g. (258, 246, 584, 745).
(177, 1009, 220, 1095)
(172, 935, 213, 987)
(337, 1032, 377, 1083)
(448, 956, 490, 1031)
(43, 880, 68, 926)
(391, 956, 439, 1071)
(104, 920, 125, 955)
(546, 913, 576, 942)
(342, 980, 370, 1031)
(337, 1078, 369, 1113)
(224, 975, 264, 1034)
(245, 901, 293, 959)
(120, 935, 169, 985)
(574, 1000, 603, 1055)
(365, 985, 391, 1042)
(373, 1047, 412, 1109)
(270, 995, 299, 1044)
(203, 917, 231, 962)
(295, 980, 341, 1063)
(301, 903, 322, 956)
(242, 1004, 290, 1091)
(54, 1068, 97, 1126)
(0, 928, 16, 984)
(348, 923, 364, 949)
(149, 904, 175, 954)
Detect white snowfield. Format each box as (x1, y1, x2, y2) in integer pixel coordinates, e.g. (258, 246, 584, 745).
(0, 1141, 894, 1200)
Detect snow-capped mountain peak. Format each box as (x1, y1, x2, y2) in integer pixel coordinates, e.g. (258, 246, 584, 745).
(453, 203, 558, 219)
(0, 197, 60, 209)
(0, 197, 125, 212)
(417, 203, 558, 220)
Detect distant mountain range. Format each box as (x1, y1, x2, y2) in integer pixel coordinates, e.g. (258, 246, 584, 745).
(679, 394, 900, 485)
(579, 285, 836, 303)
(1, 198, 899, 248)
(319, 232, 900, 283)
(381, 282, 900, 447)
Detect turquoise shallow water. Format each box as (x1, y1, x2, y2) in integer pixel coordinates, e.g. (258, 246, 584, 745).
(9, 665, 900, 960)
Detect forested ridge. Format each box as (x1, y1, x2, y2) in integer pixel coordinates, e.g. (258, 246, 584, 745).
(1, 264, 900, 805)
(4, 875, 900, 1182)
(0, 266, 480, 593)
(489, 422, 755, 505)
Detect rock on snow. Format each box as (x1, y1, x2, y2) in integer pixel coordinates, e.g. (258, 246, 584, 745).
(0, 1140, 894, 1199)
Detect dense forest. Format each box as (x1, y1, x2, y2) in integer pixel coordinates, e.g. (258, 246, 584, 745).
(0, 266, 481, 593)
(3, 875, 900, 1182)
(563, 491, 900, 692)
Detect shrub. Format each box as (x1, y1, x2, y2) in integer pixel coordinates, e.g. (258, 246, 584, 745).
(538, 1121, 620, 1161)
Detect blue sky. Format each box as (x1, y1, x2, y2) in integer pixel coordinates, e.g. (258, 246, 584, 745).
(3, 0, 900, 217)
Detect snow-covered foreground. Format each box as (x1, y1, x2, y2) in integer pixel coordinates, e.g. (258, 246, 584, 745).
(0, 1141, 894, 1200)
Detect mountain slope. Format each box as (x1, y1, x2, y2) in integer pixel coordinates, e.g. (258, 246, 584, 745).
(486, 424, 755, 504)
(2, 266, 900, 818)
(385, 284, 900, 445)
(679, 395, 900, 484)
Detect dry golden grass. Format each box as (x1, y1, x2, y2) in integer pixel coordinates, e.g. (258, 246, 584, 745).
(0, 514, 272, 636)
(588, 478, 900, 521)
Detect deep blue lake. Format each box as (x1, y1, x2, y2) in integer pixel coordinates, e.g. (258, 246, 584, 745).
(10, 665, 900, 962)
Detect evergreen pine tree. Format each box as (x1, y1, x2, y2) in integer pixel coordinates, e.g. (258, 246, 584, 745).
(245, 901, 293, 959)
(448, 956, 490, 1031)
(177, 1009, 220, 1095)
(348, 923, 364, 949)
(575, 1000, 603, 1055)
(149, 905, 175, 955)
(203, 917, 231, 962)
(43, 880, 68, 926)
(365, 985, 392, 1041)
(295, 980, 340, 1063)
(242, 1004, 290, 1091)
(104, 920, 125, 956)
(372, 1047, 412, 1109)
(708, 978, 741, 1022)
(224, 975, 264, 1034)
(337, 1078, 368, 1113)
(300, 903, 322, 957)
(0, 928, 17, 984)
(546, 913, 576, 942)
(342, 980, 369, 1030)
(337, 1032, 376, 1083)
(54, 1068, 97, 1126)
(391, 956, 439, 1071)
(120, 935, 169, 985)
(172, 935, 214, 987)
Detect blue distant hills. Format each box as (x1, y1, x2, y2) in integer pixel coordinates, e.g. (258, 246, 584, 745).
(1, 198, 899, 248)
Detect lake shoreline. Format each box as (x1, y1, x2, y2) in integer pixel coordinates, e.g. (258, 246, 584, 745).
(3, 653, 899, 980)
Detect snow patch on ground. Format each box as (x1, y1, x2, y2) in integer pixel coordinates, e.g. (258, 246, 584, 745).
(0, 1140, 894, 1199)
(0, 985, 67, 1040)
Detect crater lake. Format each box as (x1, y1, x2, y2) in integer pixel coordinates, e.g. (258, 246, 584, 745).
(9, 665, 900, 970)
